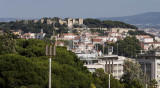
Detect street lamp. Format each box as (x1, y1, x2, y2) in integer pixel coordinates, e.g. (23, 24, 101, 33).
(45, 41, 56, 88)
(106, 59, 113, 88)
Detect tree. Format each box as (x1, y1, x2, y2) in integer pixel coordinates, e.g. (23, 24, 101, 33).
(128, 30, 155, 38)
(120, 59, 144, 88)
(93, 68, 124, 88)
(0, 38, 92, 88)
(0, 54, 48, 88)
(0, 33, 17, 54)
(84, 18, 102, 28)
(149, 79, 158, 88)
(73, 23, 79, 28)
(118, 36, 141, 58)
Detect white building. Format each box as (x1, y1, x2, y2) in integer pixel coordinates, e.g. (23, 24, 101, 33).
(81, 55, 126, 80)
(143, 42, 160, 50)
(86, 44, 94, 50)
(36, 29, 46, 39)
(136, 35, 153, 43)
(95, 36, 107, 42)
(92, 39, 103, 44)
(137, 51, 160, 87)
(62, 33, 77, 40)
(155, 37, 160, 42)
(107, 36, 118, 42)
(143, 37, 154, 43)
(21, 33, 36, 39)
(98, 55, 126, 79)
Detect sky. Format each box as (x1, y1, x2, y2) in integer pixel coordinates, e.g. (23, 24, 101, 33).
(0, 0, 160, 18)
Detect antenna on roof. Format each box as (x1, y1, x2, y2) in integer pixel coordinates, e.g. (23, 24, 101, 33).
(108, 46, 113, 55)
(41, 29, 43, 33)
(53, 24, 55, 36)
(117, 41, 118, 55)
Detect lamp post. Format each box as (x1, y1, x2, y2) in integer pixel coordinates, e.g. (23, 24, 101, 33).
(45, 41, 56, 88)
(107, 59, 113, 88)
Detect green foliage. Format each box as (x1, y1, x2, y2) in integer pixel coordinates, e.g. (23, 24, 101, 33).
(0, 34, 17, 54)
(92, 68, 124, 88)
(84, 18, 138, 29)
(149, 79, 158, 88)
(90, 29, 107, 36)
(128, 30, 155, 38)
(96, 36, 141, 58)
(0, 20, 55, 38)
(56, 27, 68, 34)
(0, 54, 48, 88)
(73, 23, 80, 28)
(102, 20, 138, 29)
(16, 39, 46, 57)
(84, 18, 102, 28)
(0, 35, 144, 88)
(96, 36, 140, 58)
(118, 36, 141, 58)
(0, 36, 92, 88)
(120, 59, 144, 88)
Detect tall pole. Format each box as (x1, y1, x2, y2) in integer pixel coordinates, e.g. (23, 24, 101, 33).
(45, 41, 56, 88)
(117, 42, 118, 55)
(46, 25, 56, 88)
(109, 61, 110, 88)
(49, 58, 51, 88)
(109, 73, 110, 88)
(103, 42, 104, 55)
(145, 84, 147, 88)
(97, 44, 98, 51)
(145, 74, 148, 88)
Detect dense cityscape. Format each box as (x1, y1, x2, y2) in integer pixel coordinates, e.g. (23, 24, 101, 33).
(1, 0, 160, 88)
(0, 17, 160, 88)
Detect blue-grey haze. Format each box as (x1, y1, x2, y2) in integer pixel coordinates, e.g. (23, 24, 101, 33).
(1, 0, 160, 18)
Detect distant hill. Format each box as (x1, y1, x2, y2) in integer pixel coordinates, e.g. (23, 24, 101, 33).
(0, 18, 38, 22)
(0, 18, 17, 22)
(98, 12, 160, 25)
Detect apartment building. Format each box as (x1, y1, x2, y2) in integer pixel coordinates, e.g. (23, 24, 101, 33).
(80, 54, 126, 80)
(136, 35, 153, 43)
(98, 55, 126, 79)
(137, 51, 160, 87)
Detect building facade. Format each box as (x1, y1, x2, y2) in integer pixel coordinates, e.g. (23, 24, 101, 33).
(81, 55, 126, 80)
(137, 51, 160, 87)
(59, 18, 83, 27)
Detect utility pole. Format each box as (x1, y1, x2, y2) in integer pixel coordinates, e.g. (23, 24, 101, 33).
(103, 42, 104, 55)
(45, 37, 56, 88)
(117, 42, 118, 55)
(109, 61, 110, 88)
(107, 60, 113, 88)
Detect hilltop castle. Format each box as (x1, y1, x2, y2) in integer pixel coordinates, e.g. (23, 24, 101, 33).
(58, 18, 83, 27)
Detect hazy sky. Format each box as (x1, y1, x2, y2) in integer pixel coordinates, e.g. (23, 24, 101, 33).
(1, 0, 160, 18)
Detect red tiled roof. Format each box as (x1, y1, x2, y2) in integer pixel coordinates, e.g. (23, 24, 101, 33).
(63, 33, 76, 36)
(106, 41, 115, 43)
(143, 37, 153, 39)
(145, 42, 160, 44)
(56, 41, 64, 44)
(86, 43, 93, 46)
(10, 30, 14, 31)
(93, 39, 102, 42)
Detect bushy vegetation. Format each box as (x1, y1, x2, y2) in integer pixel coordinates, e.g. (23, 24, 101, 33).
(0, 34, 125, 88)
(0, 34, 92, 88)
(84, 18, 138, 29)
(128, 30, 155, 38)
(96, 36, 141, 58)
(0, 17, 69, 38)
(0, 33, 145, 88)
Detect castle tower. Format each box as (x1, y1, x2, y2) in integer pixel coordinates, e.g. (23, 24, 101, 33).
(41, 29, 43, 33)
(78, 18, 83, 25)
